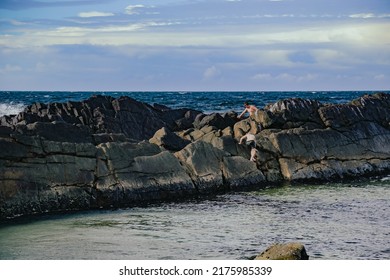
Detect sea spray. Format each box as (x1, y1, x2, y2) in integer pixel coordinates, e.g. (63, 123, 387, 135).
(0, 102, 25, 117)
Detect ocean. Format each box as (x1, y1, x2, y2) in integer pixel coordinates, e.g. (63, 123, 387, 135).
(1, 90, 388, 117)
(0, 91, 390, 260)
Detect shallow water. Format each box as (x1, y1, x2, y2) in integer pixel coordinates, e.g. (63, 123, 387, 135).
(1, 178, 389, 260)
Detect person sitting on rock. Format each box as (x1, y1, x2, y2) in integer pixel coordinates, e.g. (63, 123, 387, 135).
(238, 101, 258, 119)
(239, 133, 258, 162)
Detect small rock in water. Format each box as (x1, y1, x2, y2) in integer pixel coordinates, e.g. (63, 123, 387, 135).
(255, 242, 309, 260)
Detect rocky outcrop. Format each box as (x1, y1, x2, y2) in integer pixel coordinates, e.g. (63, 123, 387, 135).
(261, 93, 390, 181)
(0, 95, 201, 142)
(255, 243, 309, 260)
(1, 93, 390, 220)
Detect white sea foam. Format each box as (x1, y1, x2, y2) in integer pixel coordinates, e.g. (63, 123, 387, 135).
(381, 176, 390, 181)
(0, 102, 25, 117)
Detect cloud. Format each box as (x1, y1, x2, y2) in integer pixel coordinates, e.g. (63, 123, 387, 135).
(0, 64, 22, 74)
(0, 0, 107, 10)
(3, 21, 390, 59)
(288, 51, 316, 64)
(252, 73, 272, 80)
(252, 72, 318, 82)
(125, 5, 145, 15)
(4, 19, 27, 26)
(28, 21, 174, 40)
(350, 13, 375, 19)
(203, 66, 220, 79)
(374, 74, 385, 80)
(349, 13, 390, 19)
(78, 11, 114, 18)
(1, 0, 389, 91)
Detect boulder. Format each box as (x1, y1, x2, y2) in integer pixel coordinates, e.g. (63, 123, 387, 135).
(319, 93, 390, 129)
(269, 122, 390, 181)
(174, 110, 202, 130)
(175, 141, 229, 193)
(233, 118, 261, 139)
(193, 111, 238, 130)
(255, 243, 309, 260)
(112, 96, 168, 140)
(189, 127, 238, 155)
(264, 98, 323, 129)
(222, 156, 266, 189)
(149, 127, 190, 151)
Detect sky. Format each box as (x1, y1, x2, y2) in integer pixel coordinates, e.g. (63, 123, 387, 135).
(0, 0, 389, 91)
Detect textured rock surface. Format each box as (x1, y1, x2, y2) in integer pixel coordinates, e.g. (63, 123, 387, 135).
(255, 243, 309, 260)
(1, 93, 390, 220)
(0, 95, 201, 141)
(149, 127, 190, 151)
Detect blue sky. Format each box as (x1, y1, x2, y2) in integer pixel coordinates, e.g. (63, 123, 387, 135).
(0, 0, 389, 91)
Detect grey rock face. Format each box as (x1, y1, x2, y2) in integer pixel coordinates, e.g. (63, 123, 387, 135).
(149, 127, 190, 151)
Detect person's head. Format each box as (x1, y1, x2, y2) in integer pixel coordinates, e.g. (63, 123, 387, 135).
(244, 101, 250, 108)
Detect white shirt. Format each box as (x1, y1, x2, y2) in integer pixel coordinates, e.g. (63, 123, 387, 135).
(245, 133, 256, 142)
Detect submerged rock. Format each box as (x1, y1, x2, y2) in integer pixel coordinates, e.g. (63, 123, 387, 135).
(1, 93, 390, 220)
(255, 243, 309, 260)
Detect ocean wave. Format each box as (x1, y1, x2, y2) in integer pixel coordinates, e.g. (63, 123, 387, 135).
(0, 102, 25, 117)
(381, 176, 390, 182)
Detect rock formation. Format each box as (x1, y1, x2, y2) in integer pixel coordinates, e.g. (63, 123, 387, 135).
(1, 93, 389, 220)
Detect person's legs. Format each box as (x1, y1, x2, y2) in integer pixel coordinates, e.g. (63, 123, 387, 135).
(250, 148, 257, 162)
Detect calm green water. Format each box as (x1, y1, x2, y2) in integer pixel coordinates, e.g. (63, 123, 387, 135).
(0, 178, 389, 260)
